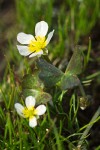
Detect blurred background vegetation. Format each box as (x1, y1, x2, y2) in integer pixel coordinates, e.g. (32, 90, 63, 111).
(0, 0, 100, 149)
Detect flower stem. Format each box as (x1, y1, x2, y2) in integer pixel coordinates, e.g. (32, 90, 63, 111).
(79, 82, 86, 98)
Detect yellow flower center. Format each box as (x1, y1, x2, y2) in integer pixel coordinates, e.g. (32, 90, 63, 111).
(28, 36, 47, 53)
(23, 107, 37, 118)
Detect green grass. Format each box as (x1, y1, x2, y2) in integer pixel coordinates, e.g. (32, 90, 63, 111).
(0, 0, 100, 149)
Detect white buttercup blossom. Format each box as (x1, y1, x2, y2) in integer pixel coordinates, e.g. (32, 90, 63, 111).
(17, 21, 54, 58)
(14, 96, 46, 128)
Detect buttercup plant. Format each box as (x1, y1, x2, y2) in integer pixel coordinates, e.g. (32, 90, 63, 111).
(14, 19, 100, 149)
(17, 21, 54, 58)
(15, 20, 86, 129)
(15, 96, 46, 128)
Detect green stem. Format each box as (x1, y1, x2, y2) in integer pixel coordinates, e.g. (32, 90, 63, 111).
(79, 82, 86, 98)
(78, 106, 100, 147)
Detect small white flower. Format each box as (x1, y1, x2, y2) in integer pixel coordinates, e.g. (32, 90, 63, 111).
(14, 96, 46, 128)
(17, 21, 54, 58)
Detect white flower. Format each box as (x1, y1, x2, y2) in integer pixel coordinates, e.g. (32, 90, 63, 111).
(14, 96, 46, 128)
(17, 21, 54, 58)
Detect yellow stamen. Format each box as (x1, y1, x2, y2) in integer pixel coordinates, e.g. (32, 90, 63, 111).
(23, 107, 37, 118)
(28, 36, 47, 53)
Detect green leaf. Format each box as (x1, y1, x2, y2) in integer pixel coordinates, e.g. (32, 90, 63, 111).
(36, 48, 83, 90)
(22, 89, 52, 105)
(21, 72, 52, 104)
(65, 48, 83, 75)
(60, 48, 83, 90)
(37, 58, 64, 87)
(22, 72, 44, 90)
(60, 74, 80, 90)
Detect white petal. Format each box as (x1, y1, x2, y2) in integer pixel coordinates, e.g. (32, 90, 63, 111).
(25, 96, 35, 108)
(29, 50, 43, 58)
(14, 103, 25, 117)
(29, 117, 37, 127)
(17, 32, 34, 44)
(36, 105, 46, 116)
(17, 45, 31, 56)
(46, 30, 54, 45)
(35, 21, 48, 37)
